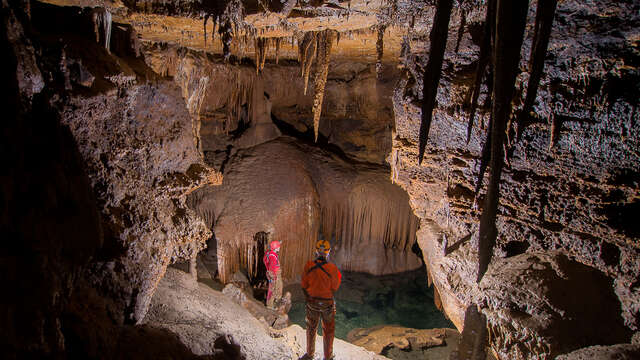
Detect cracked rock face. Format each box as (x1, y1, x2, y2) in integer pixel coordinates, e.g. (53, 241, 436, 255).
(62, 80, 218, 323)
(22, 1, 223, 326)
(391, 0, 640, 357)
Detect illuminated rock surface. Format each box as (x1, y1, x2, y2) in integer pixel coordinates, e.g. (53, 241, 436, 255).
(2, 0, 639, 359)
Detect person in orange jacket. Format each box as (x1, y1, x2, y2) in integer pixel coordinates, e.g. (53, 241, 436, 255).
(300, 240, 342, 360)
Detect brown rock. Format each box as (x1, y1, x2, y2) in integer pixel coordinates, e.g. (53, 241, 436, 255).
(347, 325, 458, 354)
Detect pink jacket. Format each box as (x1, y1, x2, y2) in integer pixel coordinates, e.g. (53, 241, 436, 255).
(264, 250, 280, 273)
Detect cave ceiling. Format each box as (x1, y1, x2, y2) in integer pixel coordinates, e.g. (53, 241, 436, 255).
(41, 0, 421, 63)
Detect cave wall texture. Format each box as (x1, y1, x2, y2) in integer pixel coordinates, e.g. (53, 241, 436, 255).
(389, 0, 640, 358)
(2, 0, 640, 359)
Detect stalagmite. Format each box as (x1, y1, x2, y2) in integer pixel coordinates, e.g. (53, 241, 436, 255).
(519, 0, 558, 140)
(477, 0, 530, 283)
(311, 30, 336, 142)
(466, 0, 496, 142)
(418, 0, 453, 164)
(549, 113, 560, 149)
(189, 256, 197, 281)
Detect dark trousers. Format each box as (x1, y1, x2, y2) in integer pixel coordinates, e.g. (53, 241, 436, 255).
(305, 299, 336, 359)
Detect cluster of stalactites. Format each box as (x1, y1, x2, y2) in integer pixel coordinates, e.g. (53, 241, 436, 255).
(254, 37, 283, 74)
(319, 184, 419, 260)
(297, 29, 337, 142)
(91, 8, 112, 52)
(216, 197, 319, 283)
(227, 70, 255, 132)
(416, 0, 558, 282)
(203, 0, 245, 62)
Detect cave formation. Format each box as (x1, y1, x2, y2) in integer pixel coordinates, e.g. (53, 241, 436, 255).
(2, 0, 640, 359)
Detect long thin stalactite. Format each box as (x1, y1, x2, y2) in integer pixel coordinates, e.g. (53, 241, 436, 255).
(465, 0, 496, 143)
(517, 0, 558, 141)
(476, 0, 530, 282)
(311, 30, 336, 142)
(418, 0, 454, 164)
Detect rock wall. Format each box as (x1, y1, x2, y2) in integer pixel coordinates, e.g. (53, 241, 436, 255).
(1, 1, 221, 358)
(391, 0, 640, 358)
(1, 3, 102, 357)
(189, 138, 421, 283)
(24, 0, 220, 329)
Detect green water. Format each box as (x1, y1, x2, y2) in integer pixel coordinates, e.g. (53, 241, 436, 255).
(287, 269, 454, 340)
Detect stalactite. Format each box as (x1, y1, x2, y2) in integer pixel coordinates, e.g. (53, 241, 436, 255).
(216, 197, 319, 283)
(319, 181, 419, 267)
(518, 0, 558, 140)
(275, 37, 281, 64)
(254, 37, 268, 74)
(203, 14, 209, 46)
(418, 0, 454, 164)
(254, 37, 260, 73)
(466, 0, 496, 143)
(477, 0, 530, 283)
(301, 32, 317, 95)
(454, 9, 466, 54)
(260, 38, 267, 71)
(376, 25, 386, 80)
(212, 16, 218, 48)
(474, 114, 492, 199)
(92, 8, 112, 52)
(219, 19, 233, 62)
(312, 30, 336, 142)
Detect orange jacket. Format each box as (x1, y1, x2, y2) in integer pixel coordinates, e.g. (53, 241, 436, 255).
(301, 258, 341, 300)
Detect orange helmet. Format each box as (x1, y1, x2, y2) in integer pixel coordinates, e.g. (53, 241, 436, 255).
(270, 240, 281, 251)
(315, 240, 331, 254)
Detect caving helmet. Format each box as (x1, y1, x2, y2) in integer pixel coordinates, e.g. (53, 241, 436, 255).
(270, 240, 281, 251)
(315, 240, 331, 255)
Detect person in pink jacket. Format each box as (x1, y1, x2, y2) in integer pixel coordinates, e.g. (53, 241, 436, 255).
(264, 240, 282, 309)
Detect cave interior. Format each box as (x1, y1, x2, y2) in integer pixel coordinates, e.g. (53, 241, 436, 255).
(2, 0, 640, 359)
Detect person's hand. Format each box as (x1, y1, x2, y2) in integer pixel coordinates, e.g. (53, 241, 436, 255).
(267, 271, 274, 281)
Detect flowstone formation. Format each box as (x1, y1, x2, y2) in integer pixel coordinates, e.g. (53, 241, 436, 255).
(189, 138, 421, 283)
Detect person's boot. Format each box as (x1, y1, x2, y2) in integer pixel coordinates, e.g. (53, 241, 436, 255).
(306, 325, 316, 359)
(323, 330, 334, 360)
(323, 315, 335, 360)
